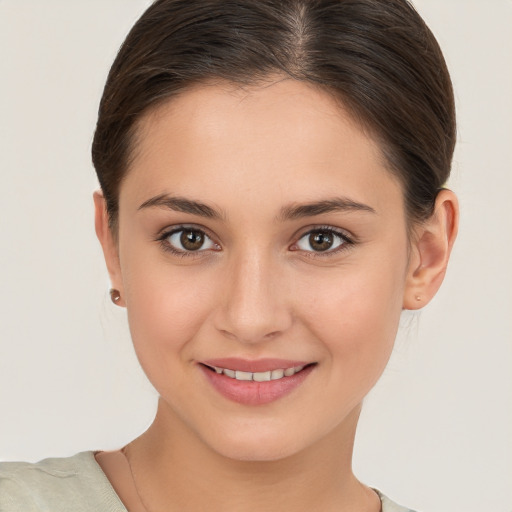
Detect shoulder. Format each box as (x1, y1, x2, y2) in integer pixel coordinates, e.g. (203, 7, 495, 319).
(0, 451, 126, 512)
(375, 489, 419, 512)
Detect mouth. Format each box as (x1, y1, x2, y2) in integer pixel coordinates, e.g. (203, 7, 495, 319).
(200, 362, 313, 382)
(198, 359, 317, 405)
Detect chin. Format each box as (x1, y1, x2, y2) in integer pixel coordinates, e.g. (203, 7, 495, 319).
(199, 421, 311, 462)
(214, 438, 301, 462)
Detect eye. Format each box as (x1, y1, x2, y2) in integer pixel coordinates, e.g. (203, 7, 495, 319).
(162, 227, 218, 254)
(294, 228, 350, 253)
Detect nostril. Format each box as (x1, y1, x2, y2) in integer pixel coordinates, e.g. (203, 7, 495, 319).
(219, 329, 237, 340)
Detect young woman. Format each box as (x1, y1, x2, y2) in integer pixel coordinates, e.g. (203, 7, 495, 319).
(0, 1, 458, 510)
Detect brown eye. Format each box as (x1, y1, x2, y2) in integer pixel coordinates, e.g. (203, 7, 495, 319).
(309, 232, 333, 251)
(166, 228, 217, 252)
(295, 229, 347, 253)
(180, 229, 204, 251)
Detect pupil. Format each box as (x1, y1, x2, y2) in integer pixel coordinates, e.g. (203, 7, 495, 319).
(181, 230, 204, 250)
(310, 232, 333, 251)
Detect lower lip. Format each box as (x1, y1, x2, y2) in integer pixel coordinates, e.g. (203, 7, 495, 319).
(199, 364, 315, 406)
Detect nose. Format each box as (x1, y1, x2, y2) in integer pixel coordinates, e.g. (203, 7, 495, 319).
(213, 248, 293, 344)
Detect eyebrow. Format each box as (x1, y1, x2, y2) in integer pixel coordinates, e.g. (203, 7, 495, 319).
(277, 197, 376, 221)
(138, 194, 224, 219)
(138, 194, 376, 221)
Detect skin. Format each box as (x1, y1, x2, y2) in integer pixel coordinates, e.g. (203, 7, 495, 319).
(94, 78, 458, 512)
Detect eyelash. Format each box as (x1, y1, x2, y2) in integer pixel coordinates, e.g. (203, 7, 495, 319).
(291, 226, 355, 259)
(156, 225, 219, 259)
(156, 225, 355, 259)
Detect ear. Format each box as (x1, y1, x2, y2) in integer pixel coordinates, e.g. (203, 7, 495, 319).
(403, 189, 459, 310)
(93, 190, 126, 307)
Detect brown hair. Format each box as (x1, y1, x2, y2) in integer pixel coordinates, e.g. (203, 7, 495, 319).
(91, 0, 455, 230)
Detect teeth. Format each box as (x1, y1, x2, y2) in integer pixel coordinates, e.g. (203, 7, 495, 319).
(284, 365, 303, 376)
(270, 369, 284, 380)
(253, 371, 271, 382)
(235, 370, 253, 381)
(211, 365, 307, 381)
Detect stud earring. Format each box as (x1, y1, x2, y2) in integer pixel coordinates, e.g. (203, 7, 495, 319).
(415, 295, 421, 302)
(110, 288, 121, 304)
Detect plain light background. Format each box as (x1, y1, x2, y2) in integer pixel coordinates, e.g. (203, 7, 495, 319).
(0, 1, 511, 511)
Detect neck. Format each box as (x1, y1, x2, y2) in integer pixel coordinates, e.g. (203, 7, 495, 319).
(125, 398, 377, 512)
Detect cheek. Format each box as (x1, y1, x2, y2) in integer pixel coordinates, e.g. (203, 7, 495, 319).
(122, 254, 216, 371)
(295, 252, 407, 382)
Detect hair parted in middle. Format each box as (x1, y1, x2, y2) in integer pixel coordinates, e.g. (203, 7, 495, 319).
(92, 0, 455, 230)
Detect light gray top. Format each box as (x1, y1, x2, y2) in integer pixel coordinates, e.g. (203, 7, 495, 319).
(0, 451, 416, 511)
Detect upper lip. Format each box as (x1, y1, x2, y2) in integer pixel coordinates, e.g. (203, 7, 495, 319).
(200, 358, 313, 373)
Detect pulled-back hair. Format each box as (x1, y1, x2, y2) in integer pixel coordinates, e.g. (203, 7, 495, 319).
(92, 0, 455, 230)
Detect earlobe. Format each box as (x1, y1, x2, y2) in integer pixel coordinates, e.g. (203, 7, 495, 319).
(403, 189, 459, 310)
(93, 190, 126, 307)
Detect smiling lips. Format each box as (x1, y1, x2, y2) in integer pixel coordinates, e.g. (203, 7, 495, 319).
(199, 358, 316, 405)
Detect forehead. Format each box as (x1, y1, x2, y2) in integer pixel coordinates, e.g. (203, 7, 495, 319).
(122, 78, 403, 217)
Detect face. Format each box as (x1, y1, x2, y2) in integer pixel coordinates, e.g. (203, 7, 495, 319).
(110, 78, 412, 461)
